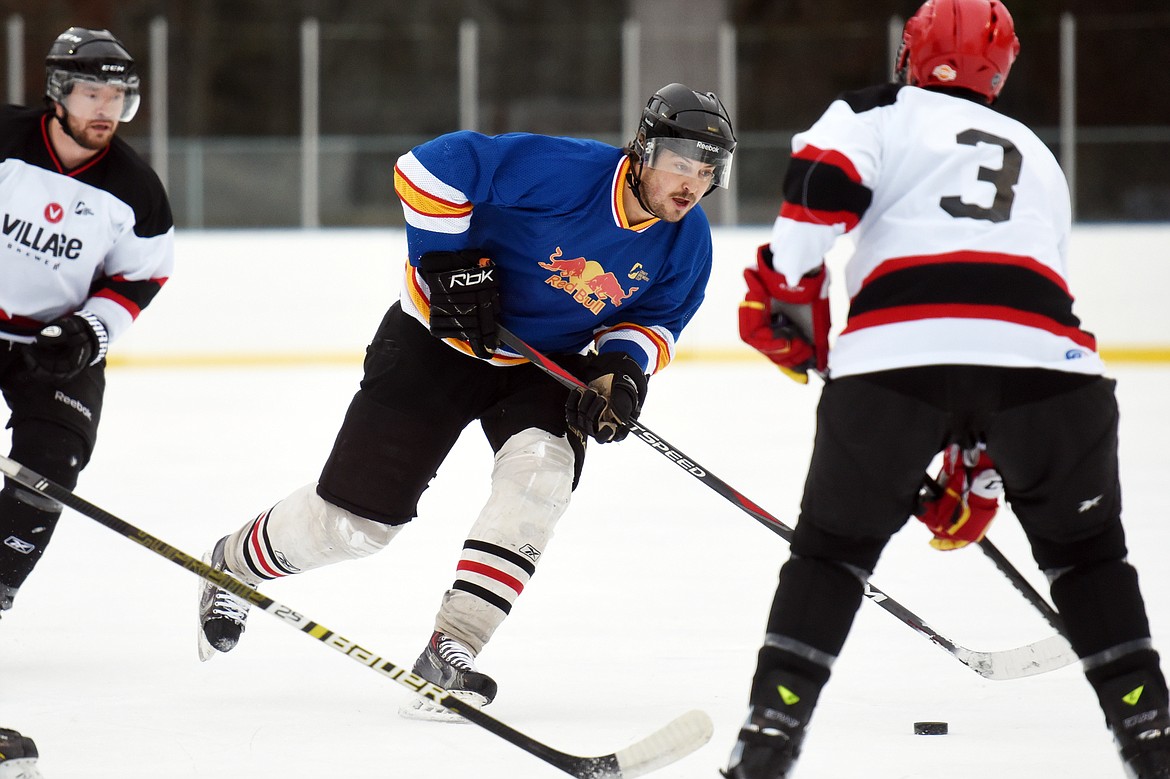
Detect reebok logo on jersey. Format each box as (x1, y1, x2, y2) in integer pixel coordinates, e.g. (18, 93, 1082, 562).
(3, 536, 35, 555)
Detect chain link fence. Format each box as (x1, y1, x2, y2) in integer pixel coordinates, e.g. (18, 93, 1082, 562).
(6, 10, 1169, 227)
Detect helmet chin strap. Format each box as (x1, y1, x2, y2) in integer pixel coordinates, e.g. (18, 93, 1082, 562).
(52, 103, 81, 144)
(624, 151, 663, 220)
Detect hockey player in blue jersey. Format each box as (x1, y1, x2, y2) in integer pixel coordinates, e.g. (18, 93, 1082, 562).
(198, 83, 735, 718)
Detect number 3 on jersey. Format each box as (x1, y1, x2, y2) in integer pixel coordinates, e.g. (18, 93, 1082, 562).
(941, 128, 1022, 223)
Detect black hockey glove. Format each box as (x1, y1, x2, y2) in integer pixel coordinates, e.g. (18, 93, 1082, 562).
(22, 311, 108, 382)
(566, 351, 649, 444)
(418, 249, 501, 359)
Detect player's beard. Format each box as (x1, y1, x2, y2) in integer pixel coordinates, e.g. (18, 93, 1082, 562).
(64, 113, 117, 151)
(638, 170, 700, 223)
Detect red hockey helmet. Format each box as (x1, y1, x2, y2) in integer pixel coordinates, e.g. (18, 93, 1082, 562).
(894, 0, 1021, 102)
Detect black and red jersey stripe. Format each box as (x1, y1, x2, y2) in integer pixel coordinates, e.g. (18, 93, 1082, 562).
(843, 250, 1097, 349)
(779, 144, 873, 230)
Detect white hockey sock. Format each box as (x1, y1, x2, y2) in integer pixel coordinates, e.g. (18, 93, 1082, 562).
(434, 428, 575, 653)
(224, 483, 400, 581)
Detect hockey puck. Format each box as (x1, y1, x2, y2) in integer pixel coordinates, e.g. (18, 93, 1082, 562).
(913, 721, 948, 735)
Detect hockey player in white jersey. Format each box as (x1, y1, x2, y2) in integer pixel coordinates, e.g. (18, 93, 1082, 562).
(724, 1, 1170, 777)
(0, 28, 174, 619)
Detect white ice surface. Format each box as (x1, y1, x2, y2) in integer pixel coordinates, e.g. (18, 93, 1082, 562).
(2, 361, 1168, 778)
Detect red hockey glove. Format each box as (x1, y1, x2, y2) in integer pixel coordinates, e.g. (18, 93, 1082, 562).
(737, 244, 829, 384)
(916, 445, 1004, 551)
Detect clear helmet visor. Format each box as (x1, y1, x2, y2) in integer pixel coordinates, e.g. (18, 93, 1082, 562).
(48, 70, 141, 123)
(642, 136, 734, 190)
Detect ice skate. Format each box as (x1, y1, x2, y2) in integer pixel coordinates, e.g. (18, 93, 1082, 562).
(197, 536, 258, 661)
(1124, 749, 1170, 779)
(399, 631, 498, 722)
(723, 667, 822, 779)
(721, 704, 803, 779)
(1100, 670, 1170, 778)
(0, 728, 43, 779)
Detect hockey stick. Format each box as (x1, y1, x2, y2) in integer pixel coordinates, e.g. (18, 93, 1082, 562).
(977, 538, 1066, 635)
(0, 455, 710, 779)
(499, 326, 1078, 681)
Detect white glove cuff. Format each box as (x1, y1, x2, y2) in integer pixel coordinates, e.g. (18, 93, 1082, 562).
(76, 309, 109, 365)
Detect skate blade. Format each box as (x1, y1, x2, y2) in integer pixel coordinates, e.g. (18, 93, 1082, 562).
(0, 756, 44, 779)
(397, 690, 489, 723)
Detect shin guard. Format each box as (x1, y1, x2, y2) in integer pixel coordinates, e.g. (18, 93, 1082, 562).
(0, 423, 88, 593)
(435, 428, 574, 653)
(224, 483, 400, 581)
(1049, 558, 1152, 661)
(0, 485, 62, 591)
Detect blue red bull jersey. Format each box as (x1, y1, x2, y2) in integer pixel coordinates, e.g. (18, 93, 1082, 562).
(393, 131, 714, 374)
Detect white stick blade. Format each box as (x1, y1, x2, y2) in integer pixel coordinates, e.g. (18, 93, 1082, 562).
(613, 709, 714, 778)
(958, 633, 1079, 680)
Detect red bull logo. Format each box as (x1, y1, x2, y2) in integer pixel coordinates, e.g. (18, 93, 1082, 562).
(538, 247, 640, 315)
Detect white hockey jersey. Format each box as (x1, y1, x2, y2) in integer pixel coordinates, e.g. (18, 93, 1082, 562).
(770, 84, 1103, 378)
(0, 105, 173, 345)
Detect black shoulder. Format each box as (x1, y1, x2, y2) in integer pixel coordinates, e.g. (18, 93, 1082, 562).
(0, 111, 174, 237)
(87, 138, 175, 238)
(0, 104, 43, 125)
(836, 83, 904, 114)
(0, 106, 50, 160)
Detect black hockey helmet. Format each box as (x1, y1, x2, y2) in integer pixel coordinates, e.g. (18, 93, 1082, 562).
(632, 84, 737, 158)
(627, 83, 736, 200)
(45, 27, 140, 122)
